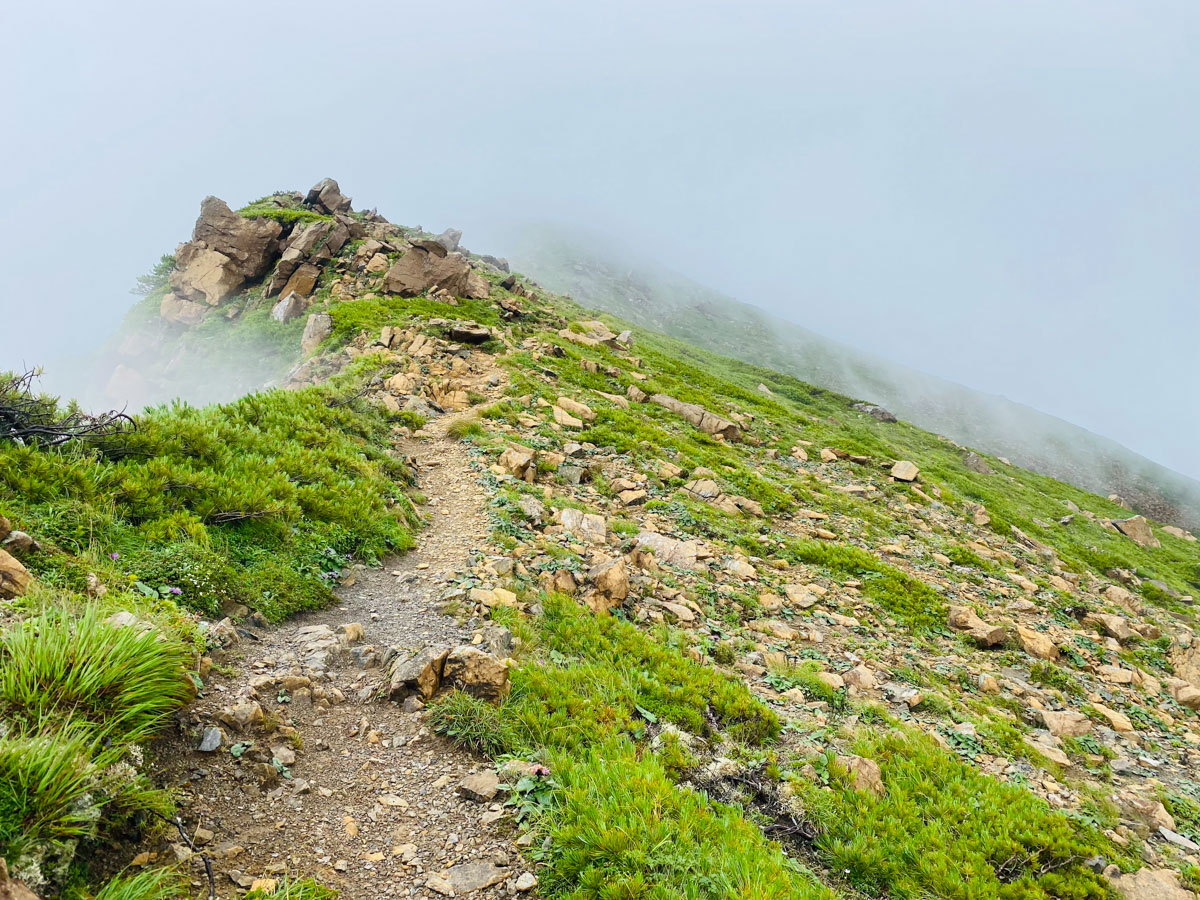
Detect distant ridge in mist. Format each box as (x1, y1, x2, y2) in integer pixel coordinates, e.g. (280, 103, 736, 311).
(510, 227, 1200, 531)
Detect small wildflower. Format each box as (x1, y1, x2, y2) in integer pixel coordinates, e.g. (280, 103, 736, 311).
(169, 587, 182, 595)
(110, 552, 120, 560)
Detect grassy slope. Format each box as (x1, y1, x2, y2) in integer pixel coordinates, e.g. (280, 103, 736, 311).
(418, 286, 1199, 897)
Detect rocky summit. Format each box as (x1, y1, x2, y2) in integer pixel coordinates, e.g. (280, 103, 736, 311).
(2, 180, 1199, 900)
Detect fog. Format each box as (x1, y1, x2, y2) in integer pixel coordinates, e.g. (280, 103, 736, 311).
(2, 1, 1197, 479)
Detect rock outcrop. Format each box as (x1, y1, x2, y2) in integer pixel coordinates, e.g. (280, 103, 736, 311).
(649, 393, 742, 442)
(383, 243, 490, 299)
(168, 197, 283, 307)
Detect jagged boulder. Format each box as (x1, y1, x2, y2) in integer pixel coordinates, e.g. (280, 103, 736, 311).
(1113, 515, 1160, 548)
(305, 177, 352, 214)
(278, 263, 321, 300)
(586, 558, 629, 613)
(436, 227, 462, 252)
(190, 197, 283, 279)
(388, 646, 449, 700)
(496, 444, 536, 481)
(168, 197, 283, 307)
(267, 220, 347, 296)
(441, 646, 510, 702)
(383, 245, 489, 299)
(168, 246, 244, 306)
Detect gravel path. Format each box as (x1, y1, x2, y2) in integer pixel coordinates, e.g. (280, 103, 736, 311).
(147, 420, 536, 898)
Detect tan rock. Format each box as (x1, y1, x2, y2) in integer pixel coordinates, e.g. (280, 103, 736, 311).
(383, 246, 489, 299)
(1039, 709, 1091, 737)
(836, 755, 885, 796)
(1092, 702, 1133, 732)
(442, 647, 510, 702)
(1112, 515, 1160, 548)
(388, 646, 449, 700)
(947, 605, 1006, 647)
(587, 558, 629, 613)
(1162, 525, 1197, 542)
(0, 548, 31, 600)
(1084, 613, 1134, 643)
(648, 393, 741, 441)
(159, 292, 209, 324)
(556, 397, 596, 421)
(552, 405, 584, 428)
(635, 531, 702, 570)
(1118, 793, 1176, 831)
(1110, 868, 1194, 900)
(843, 665, 877, 691)
(890, 460, 920, 482)
(497, 444, 536, 480)
(1016, 625, 1059, 661)
(560, 508, 607, 544)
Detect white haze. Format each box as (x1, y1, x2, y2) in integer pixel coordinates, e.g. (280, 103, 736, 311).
(0, 1, 1197, 479)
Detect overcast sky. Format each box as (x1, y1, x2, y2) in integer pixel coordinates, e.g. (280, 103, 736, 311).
(2, 1, 1197, 477)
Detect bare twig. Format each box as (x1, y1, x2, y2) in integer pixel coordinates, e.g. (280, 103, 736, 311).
(1, 369, 135, 447)
(150, 810, 216, 900)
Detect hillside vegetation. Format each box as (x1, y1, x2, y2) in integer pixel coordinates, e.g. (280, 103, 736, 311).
(2, 180, 1199, 900)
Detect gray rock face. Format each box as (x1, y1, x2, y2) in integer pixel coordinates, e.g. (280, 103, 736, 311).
(962, 451, 993, 474)
(853, 402, 898, 423)
(435, 227, 463, 253)
(197, 726, 223, 752)
(301, 313, 333, 354)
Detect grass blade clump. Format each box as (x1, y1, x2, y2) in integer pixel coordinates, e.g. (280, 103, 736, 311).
(0, 604, 192, 746)
(0, 732, 97, 866)
(93, 868, 186, 900)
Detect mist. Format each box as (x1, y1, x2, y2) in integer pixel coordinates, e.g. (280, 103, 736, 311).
(2, 0, 1197, 481)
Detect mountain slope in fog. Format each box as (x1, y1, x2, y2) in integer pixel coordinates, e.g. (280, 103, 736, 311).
(511, 233, 1200, 531)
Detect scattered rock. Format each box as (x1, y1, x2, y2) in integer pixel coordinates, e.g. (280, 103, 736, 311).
(836, 755, 885, 796)
(301, 313, 333, 354)
(0, 548, 31, 600)
(1112, 516, 1160, 549)
(947, 605, 1006, 647)
(457, 771, 500, 802)
(442, 647, 510, 702)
